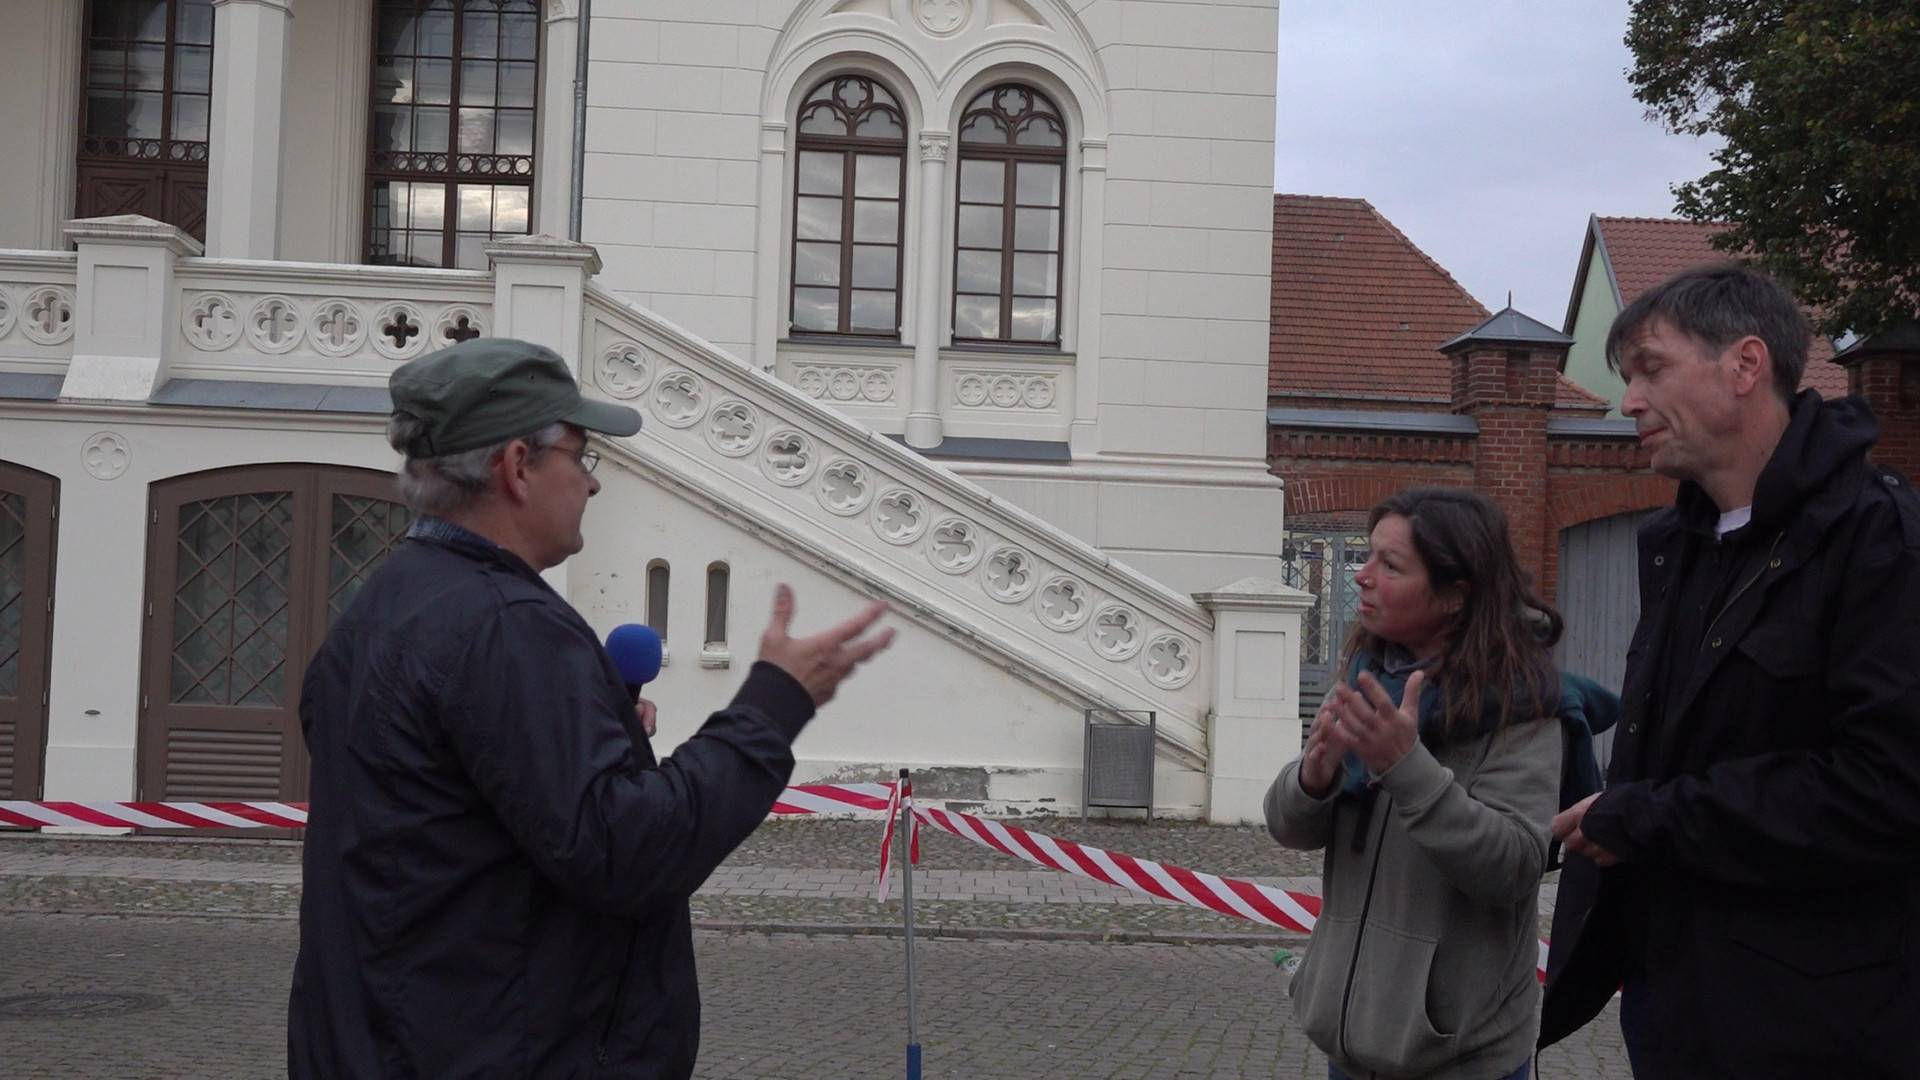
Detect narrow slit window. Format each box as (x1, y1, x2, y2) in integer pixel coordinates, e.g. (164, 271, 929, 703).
(646, 560, 669, 642)
(705, 563, 729, 646)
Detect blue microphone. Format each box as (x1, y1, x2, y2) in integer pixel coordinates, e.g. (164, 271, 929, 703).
(605, 624, 663, 704)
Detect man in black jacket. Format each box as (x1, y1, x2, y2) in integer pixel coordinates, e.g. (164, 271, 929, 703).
(289, 338, 894, 1078)
(1541, 266, 1920, 1077)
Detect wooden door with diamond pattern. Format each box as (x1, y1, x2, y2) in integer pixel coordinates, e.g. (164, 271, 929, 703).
(0, 464, 58, 801)
(138, 466, 409, 803)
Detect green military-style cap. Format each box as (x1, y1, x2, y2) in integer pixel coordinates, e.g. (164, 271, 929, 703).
(388, 337, 641, 458)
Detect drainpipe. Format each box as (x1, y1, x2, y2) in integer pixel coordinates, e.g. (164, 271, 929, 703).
(568, 0, 591, 241)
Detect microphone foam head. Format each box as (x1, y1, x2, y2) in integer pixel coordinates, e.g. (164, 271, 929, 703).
(605, 623, 663, 686)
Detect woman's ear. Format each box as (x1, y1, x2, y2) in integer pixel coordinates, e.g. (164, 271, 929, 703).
(1441, 582, 1469, 616)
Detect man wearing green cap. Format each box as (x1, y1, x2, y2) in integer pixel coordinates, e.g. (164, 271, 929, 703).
(290, 337, 895, 1078)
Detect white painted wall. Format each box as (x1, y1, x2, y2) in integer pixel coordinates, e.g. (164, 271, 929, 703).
(573, 458, 1206, 813)
(0, 402, 1206, 815)
(581, 0, 1285, 593)
(0, 407, 398, 802)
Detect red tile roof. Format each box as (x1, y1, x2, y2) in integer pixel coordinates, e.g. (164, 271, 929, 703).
(1592, 216, 1849, 398)
(1270, 195, 1607, 411)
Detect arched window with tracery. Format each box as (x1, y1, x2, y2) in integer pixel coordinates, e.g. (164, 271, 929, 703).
(789, 75, 908, 338)
(953, 84, 1067, 345)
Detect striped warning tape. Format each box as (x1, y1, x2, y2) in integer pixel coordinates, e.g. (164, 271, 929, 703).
(908, 803, 1321, 932)
(907, 802, 1550, 980)
(0, 782, 898, 831)
(1, 785, 1551, 978)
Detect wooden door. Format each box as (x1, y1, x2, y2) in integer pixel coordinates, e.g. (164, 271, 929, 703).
(0, 463, 58, 800)
(138, 466, 409, 803)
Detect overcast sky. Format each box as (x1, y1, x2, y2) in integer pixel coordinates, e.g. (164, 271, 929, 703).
(1274, 0, 1721, 326)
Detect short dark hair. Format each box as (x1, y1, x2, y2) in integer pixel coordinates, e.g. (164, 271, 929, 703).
(1604, 263, 1810, 402)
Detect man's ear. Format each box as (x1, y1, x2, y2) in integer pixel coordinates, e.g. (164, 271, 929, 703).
(494, 440, 535, 505)
(1728, 336, 1772, 397)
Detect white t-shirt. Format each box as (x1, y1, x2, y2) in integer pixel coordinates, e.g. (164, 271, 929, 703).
(1717, 506, 1753, 539)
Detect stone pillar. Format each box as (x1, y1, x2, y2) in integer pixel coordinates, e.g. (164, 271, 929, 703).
(1835, 326, 1920, 480)
(1448, 344, 1560, 584)
(1195, 578, 1316, 825)
(486, 233, 602, 367)
(535, 0, 581, 238)
(1069, 138, 1107, 457)
(59, 215, 202, 402)
(903, 133, 951, 449)
(206, 0, 293, 259)
(487, 233, 604, 595)
(751, 121, 788, 374)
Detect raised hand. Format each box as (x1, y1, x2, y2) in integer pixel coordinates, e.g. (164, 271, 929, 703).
(1326, 669, 1424, 776)
(1298, 701, 1345, 798)
(756, 584, 896, 706)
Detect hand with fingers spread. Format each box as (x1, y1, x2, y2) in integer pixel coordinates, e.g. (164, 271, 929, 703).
(756, 583, 896, 706)
(1325, 669, 1424, 776)
(1298, 701, 1346, 798)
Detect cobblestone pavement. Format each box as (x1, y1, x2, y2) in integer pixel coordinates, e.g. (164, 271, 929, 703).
(0, 912, 1630, 1079)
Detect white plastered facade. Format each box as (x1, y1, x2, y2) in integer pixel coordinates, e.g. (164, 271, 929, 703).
(0, 0, 1303, 820)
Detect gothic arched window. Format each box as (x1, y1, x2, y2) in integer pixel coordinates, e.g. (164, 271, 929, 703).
(953, 85, 1067, 345)
(790, 75, 908, 337)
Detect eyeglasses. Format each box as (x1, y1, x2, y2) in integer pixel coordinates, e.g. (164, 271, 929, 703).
(547, 445, 599, 474)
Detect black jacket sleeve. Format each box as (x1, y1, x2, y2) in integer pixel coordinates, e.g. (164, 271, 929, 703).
(440, 598, 815, 914)
(1581, 503, 1920, 887)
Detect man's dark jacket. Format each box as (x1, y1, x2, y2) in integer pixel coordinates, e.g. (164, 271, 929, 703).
(288, 530, 815, 1078)
(1540, 393, 1920, 1077)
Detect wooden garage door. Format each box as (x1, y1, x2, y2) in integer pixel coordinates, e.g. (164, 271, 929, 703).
(0, 463, 58, 800)
(138, 466, 410, 802)
(1556, 509, 1659, 767)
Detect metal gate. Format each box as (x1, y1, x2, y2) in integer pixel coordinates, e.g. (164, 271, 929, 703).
(1556, 509, 1658, 765)
(1280, 529, 1370, 717)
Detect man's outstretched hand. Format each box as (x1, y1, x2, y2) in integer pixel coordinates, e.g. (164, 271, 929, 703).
(757, 584, 895, 706)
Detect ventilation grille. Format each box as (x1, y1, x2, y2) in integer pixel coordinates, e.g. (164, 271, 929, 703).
(0, 717, 14, 796)
(163, 728, 282, 800)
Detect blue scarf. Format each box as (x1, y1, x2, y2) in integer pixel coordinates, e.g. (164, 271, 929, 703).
(1335, 648, 1446, 797)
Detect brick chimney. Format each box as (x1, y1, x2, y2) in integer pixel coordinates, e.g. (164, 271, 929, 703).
(1440, 307, 1573, 583)
(1835, 323, 1920, 481)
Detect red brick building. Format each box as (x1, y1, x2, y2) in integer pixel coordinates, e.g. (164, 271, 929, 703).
(1267, 195, 1669, 696)
(1268, 198, 1920, 700)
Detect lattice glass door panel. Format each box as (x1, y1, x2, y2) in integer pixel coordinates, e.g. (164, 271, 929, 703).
(169, 492, 293, 707)
(0, 492, 25, 700)
(0, 465, 57, 801)
(328, 495, 411, 623)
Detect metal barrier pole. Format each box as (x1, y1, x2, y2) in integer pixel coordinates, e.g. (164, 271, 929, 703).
(899, 768, 921, 1080)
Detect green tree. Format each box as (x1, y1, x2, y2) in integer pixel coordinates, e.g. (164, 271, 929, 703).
(1627, 0, 1920, 336)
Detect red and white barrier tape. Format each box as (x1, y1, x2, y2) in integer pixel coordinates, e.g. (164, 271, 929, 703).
(2, 786, 1551, 977)
(908, 803, 1322, 933)
(0, 783, 896, 831)
(907, 802, 1551, 980)
(0, 801, 311, 831)
(769, 782, 895, 816)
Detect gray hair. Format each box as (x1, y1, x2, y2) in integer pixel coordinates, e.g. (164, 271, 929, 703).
(1605, 262, 1811, 403)
(386, 416, 569, 516)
